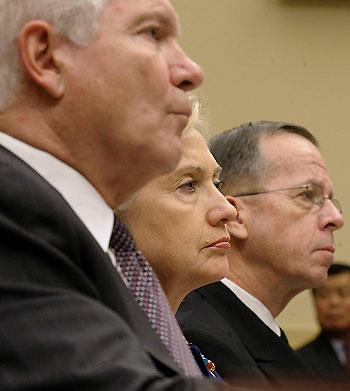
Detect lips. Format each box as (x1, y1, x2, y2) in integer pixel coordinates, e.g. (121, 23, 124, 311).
(204, 237, 231, 249)
(172, 96, 193, 118)
(318, 246, 335, 254)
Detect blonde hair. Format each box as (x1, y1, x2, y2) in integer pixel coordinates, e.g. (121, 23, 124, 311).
(184, 94, 209, 139)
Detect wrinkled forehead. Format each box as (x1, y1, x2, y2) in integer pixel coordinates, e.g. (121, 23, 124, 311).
(106, 0, 180, 33)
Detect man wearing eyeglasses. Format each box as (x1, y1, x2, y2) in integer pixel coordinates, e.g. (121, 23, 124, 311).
(177, 121, 344, 386)
(297, 263, 350, 382)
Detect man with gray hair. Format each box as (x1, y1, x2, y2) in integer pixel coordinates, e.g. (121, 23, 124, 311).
(0, 1, 220, 390)
(178, 121, 344, 386)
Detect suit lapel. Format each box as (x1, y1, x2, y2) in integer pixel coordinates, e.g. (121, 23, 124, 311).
(0, 145, 181, 375)
(200, 282, 308, 369)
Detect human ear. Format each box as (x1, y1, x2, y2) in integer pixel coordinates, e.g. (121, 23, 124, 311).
(18, 21, 65, 99)
(225, 196, 248, 240)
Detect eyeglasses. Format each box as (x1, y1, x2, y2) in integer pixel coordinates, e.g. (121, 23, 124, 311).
(232, 183, 342, 213)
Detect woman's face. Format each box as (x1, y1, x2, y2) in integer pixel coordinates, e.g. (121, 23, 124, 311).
(121, 129, 237, 298)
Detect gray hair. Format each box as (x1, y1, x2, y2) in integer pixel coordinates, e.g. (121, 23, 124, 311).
(209, 120, 319, 194)
(0, 0, 109, 110)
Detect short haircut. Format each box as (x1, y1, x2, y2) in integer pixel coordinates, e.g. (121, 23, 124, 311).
(209, 121, 318, 194)
(328, 262, 350, 276)
(0, 0, 109, 110)
(312, 262, 350, 296)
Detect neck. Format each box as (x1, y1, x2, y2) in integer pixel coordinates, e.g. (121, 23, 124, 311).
(226, 250, 301, 317)
(167, 294, 183, 313)
(157, 276, 197, 313)
(0, 106, 68, 159)
(0, 105, 130, 209)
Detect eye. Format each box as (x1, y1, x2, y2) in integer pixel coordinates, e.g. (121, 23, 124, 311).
(144, 26, 161, 41)
(296, 186, 317, 202)
(315, 290, 329, 299)
(298, 190, 314, 200)
(338, 288, 350, 298)
(178, 180, 197, 193)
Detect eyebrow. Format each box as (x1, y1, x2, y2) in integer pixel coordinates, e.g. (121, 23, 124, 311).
(133, 9, 180, 35)
(174, 164, 222, 178)
(307, 179, 334, 198)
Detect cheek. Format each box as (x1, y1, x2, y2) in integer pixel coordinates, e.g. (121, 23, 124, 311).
(316, 303, 328, 316)
(131, 209, 191, 255)
(124, 51, 170, 103)
(342, 301, 350, 315)
(149, 226, 202, 274)
(343, 313, 350, 326)
(273, 224, 315, 263)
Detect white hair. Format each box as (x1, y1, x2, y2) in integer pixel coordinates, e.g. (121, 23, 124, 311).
(0, 0, 109, 111)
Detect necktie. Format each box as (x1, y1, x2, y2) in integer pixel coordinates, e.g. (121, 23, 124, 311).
(109, 216, 201, 377)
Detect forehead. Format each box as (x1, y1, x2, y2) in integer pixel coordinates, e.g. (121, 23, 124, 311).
(134, 130, 220, 198)
(177, 129, 219, 172)
(105, 0, 180, 32)
(326, 272, 350, 288)
(260, 133, 332, 189)
(158, 129, 220, 185)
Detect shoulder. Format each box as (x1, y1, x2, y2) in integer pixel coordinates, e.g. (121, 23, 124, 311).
(297, 333, 328, 355)
(177, 283, 225, 326)
(0, 144, 110, 301)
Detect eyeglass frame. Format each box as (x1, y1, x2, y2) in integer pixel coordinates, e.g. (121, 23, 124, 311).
(231, 183, 342, 213)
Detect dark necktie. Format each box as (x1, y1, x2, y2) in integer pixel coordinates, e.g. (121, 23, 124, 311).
(109, 216, 201, 377)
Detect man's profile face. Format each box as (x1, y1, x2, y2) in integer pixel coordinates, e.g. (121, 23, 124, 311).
(241, 133, 343, 291)
(315, 272, 350, 333)
(62, 0, 203, 204)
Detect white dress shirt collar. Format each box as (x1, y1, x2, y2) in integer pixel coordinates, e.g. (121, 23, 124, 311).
(221, 278, 281, 336)
(0, 132, 114, 251)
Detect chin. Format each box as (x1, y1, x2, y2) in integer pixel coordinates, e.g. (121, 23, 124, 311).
(307, 268, 328, 289)
(207, 258, 230, 283)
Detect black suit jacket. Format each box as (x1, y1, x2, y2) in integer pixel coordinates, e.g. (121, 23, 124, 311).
(0, 145, 211, 391)
(177, 282, 318, 387)
(297, 332, 350, 382)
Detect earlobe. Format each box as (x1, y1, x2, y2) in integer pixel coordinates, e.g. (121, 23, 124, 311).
(225, 197, 248, 240)
(18, 21, 65, 99)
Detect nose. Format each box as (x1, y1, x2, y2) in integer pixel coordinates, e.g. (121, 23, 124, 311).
(321, 199, 344, 232)
(206, 190, 238, 227)
(329, 294, 342, 306)
(324, 292, 342, 307)
(169, 44, 204, 91)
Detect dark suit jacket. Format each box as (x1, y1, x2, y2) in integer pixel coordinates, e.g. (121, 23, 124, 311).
(0, 145, 211, 391)
(297, 332, 350, 382)
(177, 282, 318, 387)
